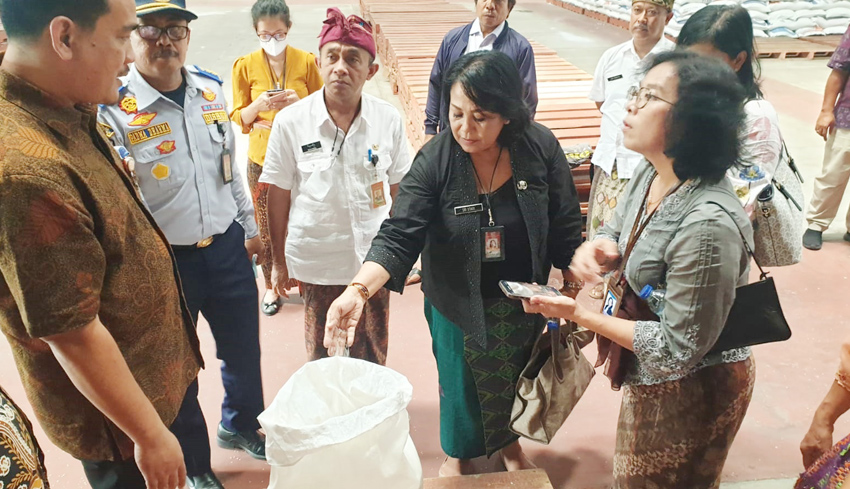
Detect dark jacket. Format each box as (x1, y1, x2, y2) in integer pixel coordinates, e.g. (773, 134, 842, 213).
(425, 21, 538, 135)
(365, 122, 582, 343)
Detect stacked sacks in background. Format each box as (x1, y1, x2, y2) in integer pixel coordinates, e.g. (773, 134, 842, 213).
(555, 0, 850, 39)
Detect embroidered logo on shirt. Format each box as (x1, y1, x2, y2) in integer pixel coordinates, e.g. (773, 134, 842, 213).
(202, 104, 225, 112)
(202, 88, 217, 102)
(157, 140, 177, 155)
(127, 112, 158, 127)
(127, 122, 172, 145)
(119, 96, 138, 115)
(151, 163, 171, 181)
(202, 111, 229, 125)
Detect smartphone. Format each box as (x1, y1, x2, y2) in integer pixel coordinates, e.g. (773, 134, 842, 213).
(266, 88, 284, 94)
(499, 281, 562, 300)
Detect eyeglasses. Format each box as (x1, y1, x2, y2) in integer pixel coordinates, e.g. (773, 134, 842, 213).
(257, 33, 287, 42)
(137, 25, 190, 42)
(627, 86, 674, 109)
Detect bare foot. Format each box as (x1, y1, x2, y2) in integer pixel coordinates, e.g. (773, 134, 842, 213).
(499, 441, 537, 472)
(438, 456, 476, 477)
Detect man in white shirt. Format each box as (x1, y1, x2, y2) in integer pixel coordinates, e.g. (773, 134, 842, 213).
(587, 0, 675, 241)
(261, 8, 410, 365)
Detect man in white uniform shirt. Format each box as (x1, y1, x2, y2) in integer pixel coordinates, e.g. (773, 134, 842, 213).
(261, 8, 410, 365)
(587, 0, 675, 241)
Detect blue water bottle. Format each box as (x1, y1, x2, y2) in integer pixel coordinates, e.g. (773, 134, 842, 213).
(638, 284, 665, 315)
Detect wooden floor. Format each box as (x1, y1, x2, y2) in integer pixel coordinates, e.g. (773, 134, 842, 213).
(362, 0, 599, 214)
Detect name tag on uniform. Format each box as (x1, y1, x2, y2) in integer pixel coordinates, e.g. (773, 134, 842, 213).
(203, 111, 229, 125)
(607, 74, 624, 81)
(127, 122, 172, 145)
(454, 203, 484, 216)
(301, 141, 322, 154)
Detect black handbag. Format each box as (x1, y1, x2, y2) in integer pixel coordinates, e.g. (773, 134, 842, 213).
(707, 202, 792, 355)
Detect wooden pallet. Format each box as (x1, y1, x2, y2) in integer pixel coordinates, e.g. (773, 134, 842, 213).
(424, 469, 554, 489)
(756, 37, 835, 59)
(363, 1, 599, 214)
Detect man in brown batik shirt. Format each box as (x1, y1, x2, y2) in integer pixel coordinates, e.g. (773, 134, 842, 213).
(0, 0, 207, 488)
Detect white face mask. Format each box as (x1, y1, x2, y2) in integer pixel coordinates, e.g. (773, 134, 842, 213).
(261, 38, 287, 57)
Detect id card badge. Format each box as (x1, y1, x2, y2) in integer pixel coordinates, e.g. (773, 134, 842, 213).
(481, 226, 506, 262)
(370, 181, 387, 209)
(221, 148, 233, 184)
(601, 277, 624, 317)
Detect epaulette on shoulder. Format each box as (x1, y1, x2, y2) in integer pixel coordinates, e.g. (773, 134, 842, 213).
(188, 65, 223, 84)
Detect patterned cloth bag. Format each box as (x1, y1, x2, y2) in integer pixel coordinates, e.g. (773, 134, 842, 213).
(753, 142, 804, 267)
(795, 432, 850, 489)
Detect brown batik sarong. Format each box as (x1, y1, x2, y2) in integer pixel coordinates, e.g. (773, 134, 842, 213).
(301, 283, 390, 365)
(613, 356, 756, 489)
(246, 160, 273, 290)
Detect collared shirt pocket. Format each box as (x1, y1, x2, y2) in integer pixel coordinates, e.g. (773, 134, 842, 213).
(133, 144, 184, 192)
(296, 152, 334, 200)
(362, 151, 393, 180)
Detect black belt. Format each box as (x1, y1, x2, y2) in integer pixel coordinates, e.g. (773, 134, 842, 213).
(171, 233, 221, 251)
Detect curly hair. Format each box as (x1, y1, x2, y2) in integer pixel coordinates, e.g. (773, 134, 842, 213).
(677, 5, 763, 101)
(645, 50, 747, 183)
(251, 0, 291, 29)
(442, 50, 531, 146)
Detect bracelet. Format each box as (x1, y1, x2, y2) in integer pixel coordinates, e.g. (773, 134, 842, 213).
(564, 280, 585, 290)
(836, 370, 850, 393)
(349, 282, 370, 301)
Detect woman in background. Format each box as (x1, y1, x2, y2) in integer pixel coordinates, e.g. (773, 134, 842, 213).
(231, 0, 323, 315)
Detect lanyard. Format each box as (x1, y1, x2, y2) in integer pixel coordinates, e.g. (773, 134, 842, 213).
(264, 52, 284, 90)
(326, 97, 362, 159)
(470, 146, 504, 227)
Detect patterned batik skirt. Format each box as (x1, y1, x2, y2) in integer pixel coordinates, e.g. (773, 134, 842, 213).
(301, 283, 391, 365)
(587, 165, 631, 240)
(795, 432, 850, 489)
(425, 298, 544, 459)
(613, 356, 756, 489)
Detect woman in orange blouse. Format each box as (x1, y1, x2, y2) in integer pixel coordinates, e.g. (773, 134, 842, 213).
(231, 0, 323, 315)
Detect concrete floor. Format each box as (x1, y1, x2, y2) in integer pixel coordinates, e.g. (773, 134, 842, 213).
(1, 0, 849, 488)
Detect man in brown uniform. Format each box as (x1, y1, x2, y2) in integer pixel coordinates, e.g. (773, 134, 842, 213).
(0, 0, 206, 488)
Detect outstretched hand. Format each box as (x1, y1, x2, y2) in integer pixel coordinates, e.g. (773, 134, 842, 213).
(324, 287, 367, 356)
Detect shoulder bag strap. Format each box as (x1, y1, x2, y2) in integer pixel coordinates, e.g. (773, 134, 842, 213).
(706, 201, 768, 280)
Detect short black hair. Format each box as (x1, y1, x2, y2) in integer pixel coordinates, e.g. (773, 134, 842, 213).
(251, 0, 291, 29)
(645, 50, 747, 184)
(443, 50, 531, 146)
(475, 0, 517, 11)
(0, 0, 110, 40)
(677, 5, 763, 101)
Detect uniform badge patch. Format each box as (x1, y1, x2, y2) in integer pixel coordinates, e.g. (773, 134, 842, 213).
(119, 96, 138, 115)
(151, 163, 171, 181)
(128, 112, 158, 127)
(157, 140, 177, 155)
(202, 88, 217, 102)
(203, 111, 229, 125)
(128, 122, 172, 145)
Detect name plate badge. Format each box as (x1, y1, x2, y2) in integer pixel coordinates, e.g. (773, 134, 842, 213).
(453, 203, 484, 216)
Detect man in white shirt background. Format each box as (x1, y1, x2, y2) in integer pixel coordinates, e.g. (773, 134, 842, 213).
(586, 0, 675, 244)
(261, 8, 410, 365)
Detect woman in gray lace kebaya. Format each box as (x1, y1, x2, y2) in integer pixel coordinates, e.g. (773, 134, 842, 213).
(524, 51, 757, 488)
